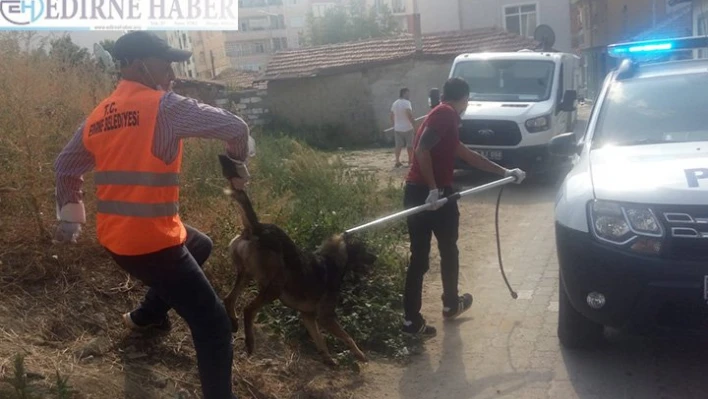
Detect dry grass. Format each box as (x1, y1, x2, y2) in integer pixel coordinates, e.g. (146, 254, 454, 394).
(0, 32, 408, 398)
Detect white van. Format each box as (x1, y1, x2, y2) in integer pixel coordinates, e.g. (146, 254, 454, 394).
(441, 51, 580, 179)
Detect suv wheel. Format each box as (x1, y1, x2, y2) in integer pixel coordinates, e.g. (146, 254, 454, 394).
(558, 271, 605, 349)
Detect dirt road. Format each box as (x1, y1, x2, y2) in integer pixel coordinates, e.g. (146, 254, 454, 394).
(340, 107, 708, 399)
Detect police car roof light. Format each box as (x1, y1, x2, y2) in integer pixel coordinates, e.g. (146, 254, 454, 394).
(607, 36, 708, 59)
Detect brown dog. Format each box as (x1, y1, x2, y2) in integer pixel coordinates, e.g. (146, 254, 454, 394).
(221, 178, 377, 366)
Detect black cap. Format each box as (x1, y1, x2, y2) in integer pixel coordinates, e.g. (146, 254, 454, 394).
(112, 31, 192, 63)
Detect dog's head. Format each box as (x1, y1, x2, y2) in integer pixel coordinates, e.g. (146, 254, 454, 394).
(319, 233, 377, 275)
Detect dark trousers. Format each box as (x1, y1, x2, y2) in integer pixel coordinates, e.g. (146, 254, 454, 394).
(107, 225, 235, 399)
(403, 183, 460, 323)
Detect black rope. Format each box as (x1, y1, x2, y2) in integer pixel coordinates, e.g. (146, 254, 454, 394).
(495, 185, 518, 299)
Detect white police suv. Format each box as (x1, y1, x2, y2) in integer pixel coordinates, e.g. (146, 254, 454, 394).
(550, 36, 708, 348)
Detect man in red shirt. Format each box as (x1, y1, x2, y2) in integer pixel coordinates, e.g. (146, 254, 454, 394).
(402, 77, 525, 336)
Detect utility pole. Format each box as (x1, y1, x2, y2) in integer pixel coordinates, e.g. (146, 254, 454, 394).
(412, 0, 422, 52)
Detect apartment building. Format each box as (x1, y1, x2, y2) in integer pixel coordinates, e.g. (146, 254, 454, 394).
(211, 0, 311, 72)
(191, 31, 232, 80)
(694, 0, 708, 39)
(164, 31, 198, 78)
(573, 0, 692, 99)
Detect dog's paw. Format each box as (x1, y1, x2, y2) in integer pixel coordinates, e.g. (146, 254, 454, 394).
(323, 356, 338, 368)
(354, 352, 368, 363)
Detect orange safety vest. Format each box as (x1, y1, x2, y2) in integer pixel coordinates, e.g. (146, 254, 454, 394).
(82, 80, 187, 256)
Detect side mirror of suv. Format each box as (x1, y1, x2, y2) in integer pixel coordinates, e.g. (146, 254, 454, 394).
(549, 132, 580, 157)
(559, 89, 577, 112)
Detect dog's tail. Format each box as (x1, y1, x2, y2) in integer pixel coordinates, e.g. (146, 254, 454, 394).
(225, 187, 262, 235)
(218, 154, 262, 235)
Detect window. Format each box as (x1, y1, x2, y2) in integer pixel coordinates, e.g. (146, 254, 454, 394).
(254, 42, 265, 53)
(697, 12, 708, 59)
(290, 16, 305, 28)
(451, 59, 555, 102)
(392, 0, 405, 13)
(188, 70, 193, 78)
(504, 3, 538, 38)
(272, 37, 287, 50)
(592, 73, 708, 147)
(249, 16, 270, 29)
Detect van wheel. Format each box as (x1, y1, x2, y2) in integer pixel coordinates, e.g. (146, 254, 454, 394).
(558, 272, 605, 349)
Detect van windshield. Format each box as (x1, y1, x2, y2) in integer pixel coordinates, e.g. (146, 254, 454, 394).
(450, 59, 555, 102)
(592, 73, 708, 147)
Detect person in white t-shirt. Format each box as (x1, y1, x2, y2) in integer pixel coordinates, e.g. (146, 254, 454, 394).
(390, 87, 416, 167)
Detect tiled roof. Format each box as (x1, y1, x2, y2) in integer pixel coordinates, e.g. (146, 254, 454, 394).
(261, 27, 540, 81)
(214, 68, 260, 90)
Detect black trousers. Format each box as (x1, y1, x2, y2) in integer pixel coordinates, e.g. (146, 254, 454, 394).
(403, 183, 460, 323)
(107, 225, 236, 399)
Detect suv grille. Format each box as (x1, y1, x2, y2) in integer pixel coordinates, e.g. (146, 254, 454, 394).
(459, 120, 522, 146)
(656, 205, 708, 261)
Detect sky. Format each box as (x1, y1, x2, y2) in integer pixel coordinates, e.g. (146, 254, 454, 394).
(68, 30, 124, 49)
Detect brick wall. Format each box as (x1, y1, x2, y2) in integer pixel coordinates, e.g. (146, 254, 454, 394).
(228, 89, 270, 127)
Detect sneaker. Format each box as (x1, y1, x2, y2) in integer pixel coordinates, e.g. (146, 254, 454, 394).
(442, 293, 473, 319)
(401, 318, 437, 337)
(122, 311, 171, 332)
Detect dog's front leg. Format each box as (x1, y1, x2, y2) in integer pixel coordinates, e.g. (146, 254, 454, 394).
(300, 312, 337, 367)
(320, 316, 368, 363)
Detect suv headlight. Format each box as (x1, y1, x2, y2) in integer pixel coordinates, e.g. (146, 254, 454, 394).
(525, 115, 551, 133)
(589, 200, 664, 255)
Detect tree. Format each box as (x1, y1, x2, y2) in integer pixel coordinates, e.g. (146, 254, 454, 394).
(98, 39, 116, 57)
(305, 0, 399, 46)
(49, 35, 90, 67)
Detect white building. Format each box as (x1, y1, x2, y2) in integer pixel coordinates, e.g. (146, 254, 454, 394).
(218, 0, 310, 72)
(364, 0, 572, 52)
(152, 31, 198, 78)
(460, 0, 573, 52)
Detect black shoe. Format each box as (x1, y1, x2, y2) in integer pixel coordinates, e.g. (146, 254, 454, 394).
(442, 293, 473, 320)
(122, 311, 171, 332)
(401, 318, 437, 337)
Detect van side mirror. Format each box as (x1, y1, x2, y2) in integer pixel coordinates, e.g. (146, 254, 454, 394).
(549, 132, 579, 157)
(559, 89, 577, 112)
(429, 88, 440, 109)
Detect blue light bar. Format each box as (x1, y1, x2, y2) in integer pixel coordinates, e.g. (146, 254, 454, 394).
(607, 36, 708, 58)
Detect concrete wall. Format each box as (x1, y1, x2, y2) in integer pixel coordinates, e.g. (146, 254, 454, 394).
(229, 89, 270, 127)
(364, 58, 453, 136)
(267, 58, 454, 146)
(461, 0, 572, 52)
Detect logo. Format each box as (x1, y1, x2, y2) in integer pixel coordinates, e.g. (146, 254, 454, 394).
(0, 0, 239, 30)
(477, 129, 495, 137)
(0, 0, 44, 25)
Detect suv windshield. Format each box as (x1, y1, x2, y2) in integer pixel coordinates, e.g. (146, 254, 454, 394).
(592, 72, 708, 147)
(450, 59, 555, 102)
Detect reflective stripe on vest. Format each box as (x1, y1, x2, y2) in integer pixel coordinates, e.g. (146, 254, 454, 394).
(96, 200, 179, 217)
(94, 171, 179, 187)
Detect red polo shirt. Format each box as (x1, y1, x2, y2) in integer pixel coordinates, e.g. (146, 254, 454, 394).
(406, 103, 461, 188)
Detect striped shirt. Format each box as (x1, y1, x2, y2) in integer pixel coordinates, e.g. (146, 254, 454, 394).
(54, 89, 250, 208)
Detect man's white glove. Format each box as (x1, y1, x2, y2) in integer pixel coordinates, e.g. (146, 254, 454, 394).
(425, 189, 443, 211)
(505, 168, 526, 184)
(54, 202, 86, 244)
